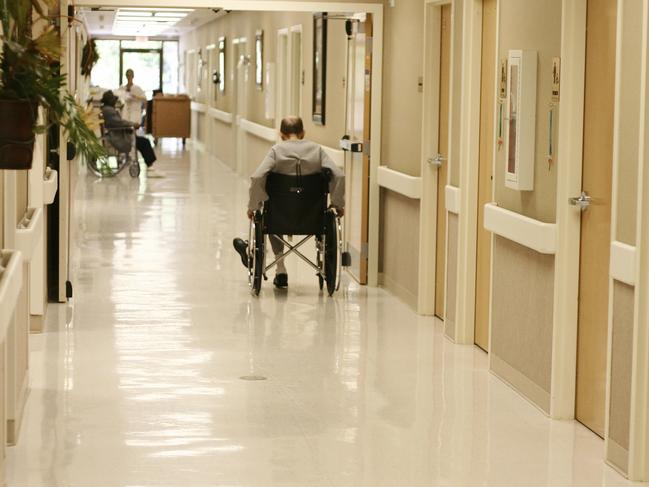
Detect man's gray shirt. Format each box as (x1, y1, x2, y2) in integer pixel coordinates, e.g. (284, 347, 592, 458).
(248, 139, 345, 211)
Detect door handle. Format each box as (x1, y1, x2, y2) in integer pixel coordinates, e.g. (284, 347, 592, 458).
(569, 191, 592, 211)
(427, 153, 447, 168)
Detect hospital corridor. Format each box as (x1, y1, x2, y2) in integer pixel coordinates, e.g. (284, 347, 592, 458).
(1, 0, 649, 485)
(3, 143, 638, 486)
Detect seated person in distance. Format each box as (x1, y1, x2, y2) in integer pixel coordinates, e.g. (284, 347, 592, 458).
(100, 90, 162, 176)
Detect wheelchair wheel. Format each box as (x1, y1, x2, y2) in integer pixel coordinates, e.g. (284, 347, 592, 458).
(129, 162, 141, 178)
(324, 210, 338, 296)
(250, 214, 265, 296)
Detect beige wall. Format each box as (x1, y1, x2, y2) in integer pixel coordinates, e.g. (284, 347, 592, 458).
(379, 190, 420, 307)
(180, 9, 348, 160)
(494, 0, 561, 223)
(608, 281, 634, 472)
(615, 0, 642, 245)
(491, 236, 554, 412)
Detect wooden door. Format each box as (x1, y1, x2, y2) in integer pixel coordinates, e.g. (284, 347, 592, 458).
(344, 16, 372, 284)
(576, 0, 617, 437)
(474, 0, 497, 351)
(434, 4, 451, 318)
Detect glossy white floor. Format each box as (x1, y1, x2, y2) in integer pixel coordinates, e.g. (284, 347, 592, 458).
(5, 142, 646, 486)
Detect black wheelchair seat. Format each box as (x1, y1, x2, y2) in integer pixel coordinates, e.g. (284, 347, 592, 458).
(263, 172, 329, 236)
(245, 168, 349, 296)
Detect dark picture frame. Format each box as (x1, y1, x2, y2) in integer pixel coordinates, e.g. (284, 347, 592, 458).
(312, 13, 328, 125)
(255, 30, 264, 90)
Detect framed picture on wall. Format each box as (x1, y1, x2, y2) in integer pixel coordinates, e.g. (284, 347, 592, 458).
(255, 30, 264, 90)
(312, 13, 328, 125)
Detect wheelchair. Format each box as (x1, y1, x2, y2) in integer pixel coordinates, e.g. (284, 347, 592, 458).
(87, 122, 141, 178)
(247, 171, 351, 296)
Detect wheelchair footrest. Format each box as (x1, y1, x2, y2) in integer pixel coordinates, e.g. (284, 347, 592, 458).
(342, 252, 352, 267)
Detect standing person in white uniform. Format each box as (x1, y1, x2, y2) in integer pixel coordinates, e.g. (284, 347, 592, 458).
(119, 69, 147, 125)
(118, 69, 163, 177)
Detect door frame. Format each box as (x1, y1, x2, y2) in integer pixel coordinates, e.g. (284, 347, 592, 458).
(275, 24, 303, 132)
(418, 0, 447, 315)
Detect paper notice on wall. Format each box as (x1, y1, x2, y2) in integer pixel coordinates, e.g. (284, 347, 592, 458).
(265, 62, 275, 120)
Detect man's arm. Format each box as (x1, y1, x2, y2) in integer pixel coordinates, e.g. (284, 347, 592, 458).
(321, 148, 345, 212)
(248, 148, 277, 214)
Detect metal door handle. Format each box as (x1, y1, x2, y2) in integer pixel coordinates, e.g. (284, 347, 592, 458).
(427, 153, 447, 168)
(569, 191, 592, 211)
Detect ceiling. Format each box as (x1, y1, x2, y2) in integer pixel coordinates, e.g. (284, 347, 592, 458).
(80, 7, 226, 38)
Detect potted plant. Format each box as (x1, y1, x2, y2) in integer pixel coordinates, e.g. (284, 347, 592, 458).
(0, 0, 105, 170)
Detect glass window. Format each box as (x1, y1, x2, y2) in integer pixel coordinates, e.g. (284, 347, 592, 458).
(91, 40, 120, 89)
(163, 41, 179, 94)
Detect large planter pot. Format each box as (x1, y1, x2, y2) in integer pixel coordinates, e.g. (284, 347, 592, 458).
(0, 99, 38, 170)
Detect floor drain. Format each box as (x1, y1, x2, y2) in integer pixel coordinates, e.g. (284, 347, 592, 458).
(240, 375, 267, 381)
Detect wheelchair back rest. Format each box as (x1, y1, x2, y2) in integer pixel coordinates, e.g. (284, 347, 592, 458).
(264, 172, 329, 236)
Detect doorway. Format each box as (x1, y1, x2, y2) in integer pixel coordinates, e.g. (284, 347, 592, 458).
(474, 0, 497, 351)
(276, 26, 303, 125)
(120, 48, 163, 97)
(344, 14, 372, 284)
(575, 0, 617, 437)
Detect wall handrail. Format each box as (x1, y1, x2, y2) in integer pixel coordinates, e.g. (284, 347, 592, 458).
(446, 185, 460, 214)
(484, 202, 557, 254)
(190, 101, 208, 113)
(377, 166, 422, 199)
(0, 250, 23, 341)
(43, 168, 58, 205)
(15, 207, 43, 263)
(238, 117, 277, 143)
(208, 107, 233, 124)
(610, 241, 636, 285)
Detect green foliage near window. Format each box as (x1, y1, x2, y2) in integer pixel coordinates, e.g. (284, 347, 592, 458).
(81, 39, 99, 77)
(0, 0, 106, 162)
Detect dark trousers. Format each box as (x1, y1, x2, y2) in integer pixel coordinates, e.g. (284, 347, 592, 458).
(135, 136, 157, 166)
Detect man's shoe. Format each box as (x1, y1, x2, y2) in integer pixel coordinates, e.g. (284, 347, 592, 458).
(273, 273, 288, 289)
(233, 238, 250, 268)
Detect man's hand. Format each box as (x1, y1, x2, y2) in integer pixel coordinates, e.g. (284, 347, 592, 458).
(336, 208, 344, 217)
(247, 209, 254, 220)
(133, 123, 141, 129)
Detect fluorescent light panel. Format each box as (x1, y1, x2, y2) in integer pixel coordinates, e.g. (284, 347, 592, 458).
(120, 7, 193, 12)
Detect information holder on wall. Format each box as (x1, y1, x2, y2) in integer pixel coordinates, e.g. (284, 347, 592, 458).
(505, 49, 537, 191)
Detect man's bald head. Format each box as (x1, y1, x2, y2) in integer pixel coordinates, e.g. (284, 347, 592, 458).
(280, 116, 305, 139)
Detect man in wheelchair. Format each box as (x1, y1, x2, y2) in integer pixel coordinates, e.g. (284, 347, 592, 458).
(233, 116, 346, 294)
(100, 90, 162, 176)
